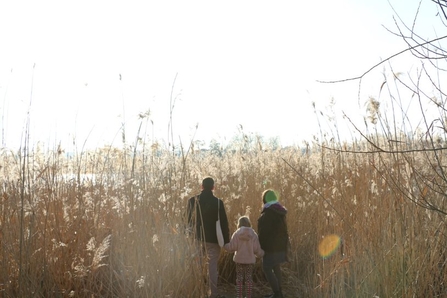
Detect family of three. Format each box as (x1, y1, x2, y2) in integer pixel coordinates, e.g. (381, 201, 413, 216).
(187, 177, 289, 298)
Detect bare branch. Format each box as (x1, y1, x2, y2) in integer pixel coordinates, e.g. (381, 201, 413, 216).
(317, 35, 447, 84)
(432, 0, 447, 21)
(281, 157, 343, 218)
(321, 144, 447, 155)
(389, 4, 447, 61)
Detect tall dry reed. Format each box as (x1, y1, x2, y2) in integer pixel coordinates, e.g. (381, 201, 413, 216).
(0, 134, 445, 297)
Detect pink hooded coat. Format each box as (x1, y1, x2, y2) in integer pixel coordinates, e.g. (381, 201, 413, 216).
(224, 227, 264, 264)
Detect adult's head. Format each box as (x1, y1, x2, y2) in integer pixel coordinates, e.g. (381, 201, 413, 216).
(202, 177, 215, 191)
(262, 189, 278, 204)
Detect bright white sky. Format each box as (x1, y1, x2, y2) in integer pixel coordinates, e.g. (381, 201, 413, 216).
(0, 0, 444, 151)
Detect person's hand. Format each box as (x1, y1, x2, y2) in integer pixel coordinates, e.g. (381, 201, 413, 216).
(223, 243, 233, 252)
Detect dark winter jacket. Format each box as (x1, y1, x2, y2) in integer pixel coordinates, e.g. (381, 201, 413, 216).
(187, 189, 230, 244)
(257, 203, 289, 253)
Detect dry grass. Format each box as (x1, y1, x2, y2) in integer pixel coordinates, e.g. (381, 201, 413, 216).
(0, 136, 446, 298)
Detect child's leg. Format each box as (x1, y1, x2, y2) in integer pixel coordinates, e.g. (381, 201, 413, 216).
(245, 264, 254, 298)
(236, 263, 244, 298)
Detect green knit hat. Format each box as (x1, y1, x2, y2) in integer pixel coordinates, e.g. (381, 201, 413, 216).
(263, 190, 278, 204)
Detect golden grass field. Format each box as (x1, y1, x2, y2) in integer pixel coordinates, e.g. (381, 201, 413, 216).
(1, 135, 446, 297)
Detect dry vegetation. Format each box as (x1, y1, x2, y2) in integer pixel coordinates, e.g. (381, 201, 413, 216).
(0, 132, 446, 298)
(0, 1, 445, 297)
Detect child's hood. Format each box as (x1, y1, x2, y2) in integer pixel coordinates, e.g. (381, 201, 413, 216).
(235, 227, 257, 241)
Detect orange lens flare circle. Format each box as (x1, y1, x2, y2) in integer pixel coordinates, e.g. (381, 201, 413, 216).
(318, 234, 341, 259)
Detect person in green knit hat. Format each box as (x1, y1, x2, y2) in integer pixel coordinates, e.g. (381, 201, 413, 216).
(257, 189, 289, 298)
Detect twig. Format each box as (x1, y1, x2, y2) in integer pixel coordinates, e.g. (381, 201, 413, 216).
(318, 35, 447, 84)
(281, 157, 343, 219)
(321, 144, 447, 155)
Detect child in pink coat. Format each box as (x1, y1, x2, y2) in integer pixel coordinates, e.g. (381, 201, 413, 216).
(224, 216, 264, 298)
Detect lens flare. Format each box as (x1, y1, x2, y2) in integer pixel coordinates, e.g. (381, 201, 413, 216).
(318, 234, 341, 259)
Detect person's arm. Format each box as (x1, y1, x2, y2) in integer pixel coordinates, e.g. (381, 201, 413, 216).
(219, 200, 231, 244)
(258, 213, 274, 249)
(253, 234, 265, 257)
(224, 233, 237, 253)
(186, 198, 195, 235)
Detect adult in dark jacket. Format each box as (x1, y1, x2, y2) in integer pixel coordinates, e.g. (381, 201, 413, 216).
(257, 189, 289, 298)
(187, 177, 229, 298)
